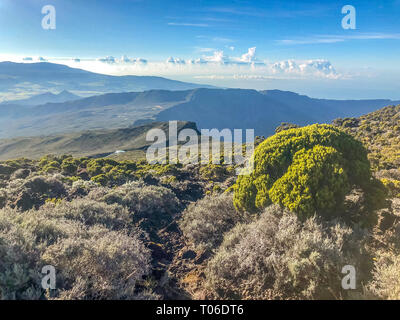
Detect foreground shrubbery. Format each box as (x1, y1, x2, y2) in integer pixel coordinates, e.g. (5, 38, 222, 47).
(38, 199, 133, 230)
(0, 212, 42, 299)
(42, 226, 151, 300)
(366, 251, 400, 299)
(363, 199, 400, 299)
(0, 175, 66, 210)
(88, 181, 180, 238)
(180, 193, 248, 251)
(0, 202, 152, 300)
(205, 205, 368, 300)
(1, 109, 399, 300)
(0, 157, 187, 300)
(0, 180, 160, 300)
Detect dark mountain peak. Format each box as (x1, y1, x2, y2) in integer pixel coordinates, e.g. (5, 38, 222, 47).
(58, 89, 73, 95)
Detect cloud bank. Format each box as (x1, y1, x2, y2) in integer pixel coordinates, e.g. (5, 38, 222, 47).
(10, 47, 340, 81)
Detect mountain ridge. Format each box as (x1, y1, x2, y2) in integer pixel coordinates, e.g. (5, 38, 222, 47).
(0, 90, 80, 106)
(1, 87, 399, 139)
(0, 61, 216, 101)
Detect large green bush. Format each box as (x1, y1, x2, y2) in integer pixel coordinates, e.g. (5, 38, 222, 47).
(233, 124, 385, 226)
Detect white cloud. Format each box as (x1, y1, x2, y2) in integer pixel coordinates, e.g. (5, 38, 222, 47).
(97, 56, 116, 63)
(203, 50, 227, 64)
(120, 55, 147, 64)
(271, 59, 338, 78)
(6, 49, 340, 81)
(194, 47, 216, 53)
(134, 58, 148, 64)
(212, 37, 234, 43)
(238, 47, 256, 63)
(277, 33, 400, 45)
(166, 57, 186, 64)
(120, 55, 131, 63)
(97, 55, 147, 64)
(167, 22, 209, 27)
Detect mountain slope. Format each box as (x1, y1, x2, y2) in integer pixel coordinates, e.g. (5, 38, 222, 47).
(0, 62, 215, 101)
(0, 88, 399, 139)
(333, 104, 400, 170)
(0, 90, 80, 106)
(155, 89, 400, 136)
(0, 121, 198, 160)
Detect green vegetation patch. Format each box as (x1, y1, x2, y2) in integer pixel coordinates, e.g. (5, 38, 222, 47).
(233, 124, 385, 226)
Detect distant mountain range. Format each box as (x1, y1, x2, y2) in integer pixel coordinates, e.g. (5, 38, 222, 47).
(156, 89, 400, 136)
(0, 61, 215, 101)
(0, 90, 80, 106)
(0, 87, 399, 139)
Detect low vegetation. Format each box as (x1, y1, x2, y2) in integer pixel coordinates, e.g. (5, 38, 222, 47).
(1, 105, 400, 300)
(205, 205, 368, 300)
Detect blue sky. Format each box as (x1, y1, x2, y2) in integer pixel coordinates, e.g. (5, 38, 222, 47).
(1, 0, 400, 99)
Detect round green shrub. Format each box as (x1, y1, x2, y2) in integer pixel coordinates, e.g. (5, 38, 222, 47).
(61, 159, 78, 176)
(233, 124, 385, 226)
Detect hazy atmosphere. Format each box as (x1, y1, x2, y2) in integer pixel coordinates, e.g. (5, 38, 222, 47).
(1, 0, 400, 98)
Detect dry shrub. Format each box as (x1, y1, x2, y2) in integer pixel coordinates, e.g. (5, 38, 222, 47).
(205, 205, 368, 300)
(365, 250, 400, 299)
(364, 198, 400, 299)
(13, 210, 87, 248)
(39, 198, 132, 230)
(42, 225, 151, 300)
(0, 211, 42, 300)
(89, 181, 180, 234)
(100, 181, 179, 215)
(180, 193, 248, 251)
(10, 168, 31, 180)
(69, 179, 99, 197)
(0, 202, 152, 300)
(0, 189, 6, 209)
(1, 175, 67, 210)
(375, 169, 400, 181)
